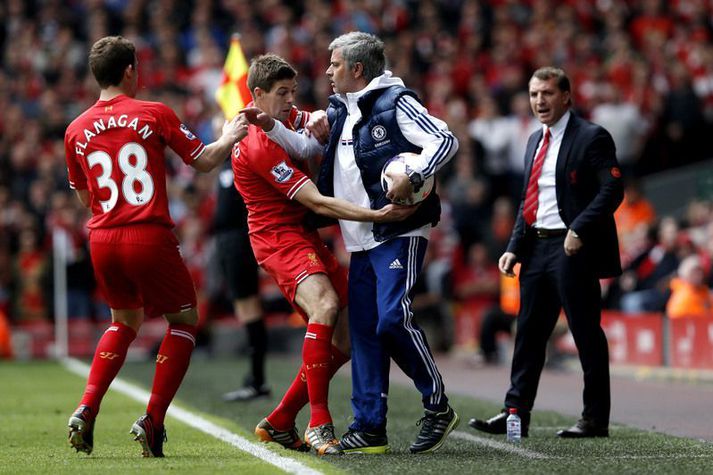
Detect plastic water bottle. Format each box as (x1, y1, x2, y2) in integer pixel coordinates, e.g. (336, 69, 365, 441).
(506, 408, 521, 443)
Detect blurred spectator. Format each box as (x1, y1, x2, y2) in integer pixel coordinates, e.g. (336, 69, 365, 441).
(49, 194, 97, 320)
(590, 86, 648, 177)
(619, 217, 681, 313)
(447, 156, 491, 252)
(451, 242, 499, 351)
(476, 264, 566, 367)
(1, 0, 713, 350)
(666, 255, 713, 319)
(614, 179, 657, 263)
(0, 308, 12, 359)
(629, 0, 673, 49)
(659, 62, 707, 168)
(468, 93, 511, 200)
(453, 242, 500, 306)
(12, 227, 50, 322)
(487, 196, 516, 258)
(502, 92, 540, 200)
(704, 223, 713, 289)
(0, 233, 12, 316)
(478, 264, 520, 365)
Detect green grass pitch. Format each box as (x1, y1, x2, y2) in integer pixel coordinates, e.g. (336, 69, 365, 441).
(2, 357, 712, 474)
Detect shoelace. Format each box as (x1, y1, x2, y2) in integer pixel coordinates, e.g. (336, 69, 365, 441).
(316, 425, 336, 442)
(416, 414, 436, 432)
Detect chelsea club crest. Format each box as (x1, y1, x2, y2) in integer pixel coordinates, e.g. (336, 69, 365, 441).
(371, 125, 387, 141)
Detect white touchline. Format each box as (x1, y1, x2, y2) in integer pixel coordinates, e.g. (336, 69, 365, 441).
(451, 430, 549, 459)
(451, 431, 713, 460)
(62, 358, 323, 475)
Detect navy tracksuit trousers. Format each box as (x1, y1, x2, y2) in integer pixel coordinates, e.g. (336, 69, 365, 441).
(347, 236, 448, 432)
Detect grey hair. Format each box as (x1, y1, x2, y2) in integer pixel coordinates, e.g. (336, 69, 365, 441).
(328, 31, 386, 82)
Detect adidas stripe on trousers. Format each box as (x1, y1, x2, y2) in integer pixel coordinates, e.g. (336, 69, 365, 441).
(348, 236, 447, 432)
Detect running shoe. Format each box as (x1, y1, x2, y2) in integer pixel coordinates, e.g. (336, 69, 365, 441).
(337, 428, 390, 454)
(409, 405, 460, 454)
(304, 422, 342, 456)
(254, 418, 309, 452)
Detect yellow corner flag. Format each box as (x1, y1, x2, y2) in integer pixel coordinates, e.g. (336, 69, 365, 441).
(215, 34, 251, 119)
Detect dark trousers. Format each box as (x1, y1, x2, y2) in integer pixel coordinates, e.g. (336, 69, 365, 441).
(348, 237, 447, 432)
(505, 235, 610, 426)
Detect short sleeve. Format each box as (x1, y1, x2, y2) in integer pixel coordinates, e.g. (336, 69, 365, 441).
(241, 135, 310, 200)
(156, 103, 207, 164)
(64, 128, 87, 190)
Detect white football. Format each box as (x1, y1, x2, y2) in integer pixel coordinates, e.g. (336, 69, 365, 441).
(380, 152, 434, 205)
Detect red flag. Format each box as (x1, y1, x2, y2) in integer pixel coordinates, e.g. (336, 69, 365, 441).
(215, 34, 252, 119)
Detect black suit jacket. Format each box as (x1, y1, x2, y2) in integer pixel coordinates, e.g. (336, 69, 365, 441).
(507, 113, 624, 278)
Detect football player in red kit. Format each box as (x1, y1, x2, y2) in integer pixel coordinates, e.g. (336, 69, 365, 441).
(233, 54, 414, 455)
(64, 36, 248, 458)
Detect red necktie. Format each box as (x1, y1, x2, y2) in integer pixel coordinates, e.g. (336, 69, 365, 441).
(523, 128, 551, 226)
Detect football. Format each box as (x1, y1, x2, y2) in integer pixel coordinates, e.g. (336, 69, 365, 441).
(380, 152, 435, 205)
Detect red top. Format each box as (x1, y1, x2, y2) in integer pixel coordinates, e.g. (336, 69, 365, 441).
(232, 106, 313, 235)
(64, 95, 206, 229)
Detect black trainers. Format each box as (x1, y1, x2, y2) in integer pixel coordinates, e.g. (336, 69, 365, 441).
(255, 418, 309, 452)
(409, 405, 460, 454)
(222, 385, 271, 402)
(130, 414, 167, 457)
(337, 429, 390, 454)
(68, 405, 95, 455)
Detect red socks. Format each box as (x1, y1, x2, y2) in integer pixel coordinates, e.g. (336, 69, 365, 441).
(147, 324, 197, 426)
(77, 322, 197, 428)
(302, 323, 334, 427)
(80, 322, 136, 415)
(267, 339, 350, 431)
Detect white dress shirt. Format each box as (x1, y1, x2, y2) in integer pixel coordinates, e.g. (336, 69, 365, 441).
(533, 111, 570, 230)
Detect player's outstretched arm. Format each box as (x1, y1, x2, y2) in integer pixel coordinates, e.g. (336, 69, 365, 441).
(304, 110, 329, 143)
(242, 106, 324, 161)
(294, 180, 416, 223)
(192, 114, 249, 173)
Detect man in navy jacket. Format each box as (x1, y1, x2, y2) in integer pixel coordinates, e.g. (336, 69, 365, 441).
(320, 31, 459, 454)
(470, 66, 624, 439)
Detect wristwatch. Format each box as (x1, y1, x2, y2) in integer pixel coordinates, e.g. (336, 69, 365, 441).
(405, 165, 424, 192)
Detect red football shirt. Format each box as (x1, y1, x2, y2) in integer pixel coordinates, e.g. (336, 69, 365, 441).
(232, 107, 313, 235)
(64, 95, 206, 229)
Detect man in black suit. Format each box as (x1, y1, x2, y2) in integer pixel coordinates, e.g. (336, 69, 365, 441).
(469, 66, 624, 438)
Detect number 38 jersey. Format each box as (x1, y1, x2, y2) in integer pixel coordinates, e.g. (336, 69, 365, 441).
(64, 94, 206, 229)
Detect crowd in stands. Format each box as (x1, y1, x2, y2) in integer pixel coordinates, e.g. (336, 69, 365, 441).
(1, 0, 713, 358)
